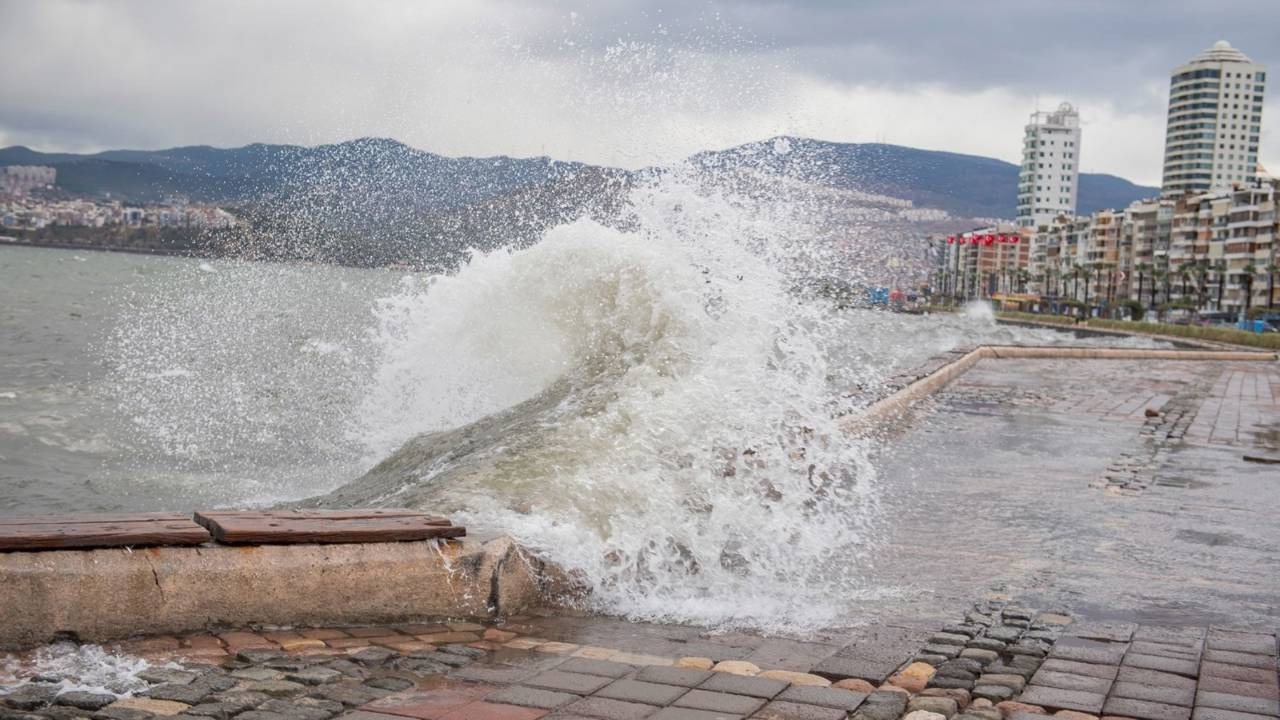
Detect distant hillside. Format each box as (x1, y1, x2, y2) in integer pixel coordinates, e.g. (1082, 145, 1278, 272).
(689, 137, 1159, 219)
(0, 138, 589, 210)
(1, 136, 1158, 220)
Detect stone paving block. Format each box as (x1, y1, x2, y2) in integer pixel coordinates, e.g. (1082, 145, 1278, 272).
(1112, 682, 1196, 707)
(751, 701, 846, 720)
(984, 663, 1035, 680)
(1028, 671, 1112, 695)
(978, 675, 1026, 692)
(436, 701, 548, 720)
(525, 672, 614, 696)
(595, 682, 688, 707)
(644, 709, 736, 720)
(1102, 697, 1191, 720)
(636, 668, 715, 688)
(449, 665, 537, 685)
(1197, 678, 1280, 701)
(967, 640, 1007, 653)
(1194, 692, 1280, 717)
(1199, 664, 1279, 687)
(972, 686, 1014, 703)
(775, 687, 865, 712)
(1117, 668, 1199, 691)
(1018, 686, 1107, 714)
(817, 626, 925, 684)
(368, 681, 491, 712)
(486, 688, 580, 711)
(1122, 655, 1199, 678)
(339, 713, 407, 720)
(1051, 639, 1128, 666)
(1133, 628, 1205, 647)
(1205, 634, 1277, 657)
(1066, 624, 1137, 644)
(987, 627, 1023, 643)
(1130, 643, 1203, 661)
(562, 697, 657, 720)
(932, 634, 971, 648)
(674, 690, 765, 716)
(698, 675, 788, 700)
(1040, 660, 1119, 681)
(1203, 652, 1277, 671)
(958, 650, 999, 665)
(1191, 708, 1280, 720)
(860, 692, 907, 713)
(557, 660, 638, 679)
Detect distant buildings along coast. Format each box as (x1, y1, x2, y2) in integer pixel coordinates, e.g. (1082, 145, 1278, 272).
(0, 166, 236, 231)
(934, 40, 1277, 320)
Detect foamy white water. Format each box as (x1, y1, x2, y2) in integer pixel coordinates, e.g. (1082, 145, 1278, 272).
(322, 168, 940, 630)
(0, 643, 151, 697)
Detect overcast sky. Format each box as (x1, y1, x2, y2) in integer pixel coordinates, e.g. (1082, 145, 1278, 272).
(2, 0, 1278, 186)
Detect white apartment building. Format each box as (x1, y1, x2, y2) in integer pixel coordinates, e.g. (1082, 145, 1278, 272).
(1016, 102, 1082, 229)
(1161, 40, 1266, 196)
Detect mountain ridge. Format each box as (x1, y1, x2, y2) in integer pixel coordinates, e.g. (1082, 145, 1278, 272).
(1, 136, 1159, 219)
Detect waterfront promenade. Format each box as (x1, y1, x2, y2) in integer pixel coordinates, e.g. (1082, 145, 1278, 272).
(3, 351, 1278, 720)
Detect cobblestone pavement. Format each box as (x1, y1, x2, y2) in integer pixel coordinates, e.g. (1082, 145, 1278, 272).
(3, 604, 1276, 720)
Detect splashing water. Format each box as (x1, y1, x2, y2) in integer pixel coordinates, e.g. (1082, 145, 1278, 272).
(0, 644, 151, 697)
(960, 300, 997, 323)
(305, 166, 906, 629)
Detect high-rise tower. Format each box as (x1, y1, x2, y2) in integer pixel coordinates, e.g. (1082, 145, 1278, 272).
(1016, 102, 1082, 229)
(1161, 41, 1266, 195)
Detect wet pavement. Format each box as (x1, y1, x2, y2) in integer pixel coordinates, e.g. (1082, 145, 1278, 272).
(866, 357, 1280, 629)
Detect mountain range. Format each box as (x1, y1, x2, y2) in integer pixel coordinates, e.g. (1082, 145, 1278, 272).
(0, 136, 1157, 221)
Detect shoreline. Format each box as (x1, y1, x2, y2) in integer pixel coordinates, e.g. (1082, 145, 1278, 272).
(0, 236, 202, 258)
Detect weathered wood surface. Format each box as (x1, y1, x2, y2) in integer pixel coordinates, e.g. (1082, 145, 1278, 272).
(0, 513, 211, 551)
(193, 509, 465, 544)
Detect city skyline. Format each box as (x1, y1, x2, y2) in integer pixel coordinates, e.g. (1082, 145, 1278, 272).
(1, 1, 1278, 187)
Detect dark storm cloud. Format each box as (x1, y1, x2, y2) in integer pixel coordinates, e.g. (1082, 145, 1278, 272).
(0, 0, 1276, 184)
(538, 0, 1278, 113)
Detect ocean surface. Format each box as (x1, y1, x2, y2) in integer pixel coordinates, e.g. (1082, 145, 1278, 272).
(0, 173, 1170, 629)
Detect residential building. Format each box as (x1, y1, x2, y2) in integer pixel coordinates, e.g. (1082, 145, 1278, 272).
(1017, 102, 1082, 229)
(1017, 178, 1278, 316)
(0, 166, 56, 195)
(1161, 41, 1266, 195)
(936, 225, 1029, 300)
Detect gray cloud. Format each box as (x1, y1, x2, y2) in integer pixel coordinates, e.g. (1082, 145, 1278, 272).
(1, 0, 1277, 186)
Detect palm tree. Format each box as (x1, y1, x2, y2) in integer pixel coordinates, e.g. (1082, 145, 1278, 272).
(1215, 260, 1227, 311)
(1193, 260, 1210, 314)
(1081, 264, 1095, 314)
(1135, 263, 1150, 314)
(1265, 263, 1278, 310)
(1153, 268, 1169, 322)
(1241, 264, 1257, 320)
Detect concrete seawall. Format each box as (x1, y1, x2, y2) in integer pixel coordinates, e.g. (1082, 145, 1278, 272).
(0, 535, 562, 649)
(849, 345, 1278, 432)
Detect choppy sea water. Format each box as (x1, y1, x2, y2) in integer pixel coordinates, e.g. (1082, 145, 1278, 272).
(0, 172, 1171, 631)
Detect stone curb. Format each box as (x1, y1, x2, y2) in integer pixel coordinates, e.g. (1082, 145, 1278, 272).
(847, 345, 1277, 434)
(0, 536, 559, 649)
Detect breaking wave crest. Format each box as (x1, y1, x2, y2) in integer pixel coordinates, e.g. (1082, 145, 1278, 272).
(321, 169, 886, 629)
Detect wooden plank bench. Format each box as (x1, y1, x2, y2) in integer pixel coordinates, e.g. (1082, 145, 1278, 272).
(0, 513, 212, 551)
(193, 509, 466, 545)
